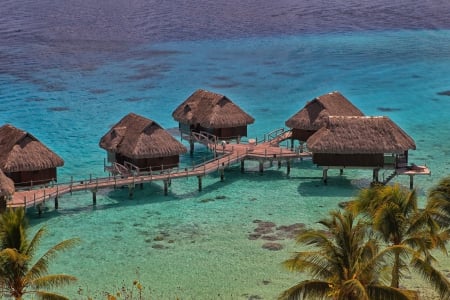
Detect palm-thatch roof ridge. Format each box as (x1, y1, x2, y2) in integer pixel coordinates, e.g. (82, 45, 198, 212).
(99, 113, 187, 158)
(0, 169, 14, 197)
(307, 116, 416, 153)
(172, 89, 255, 128)
(285, 91, 364, 130)
(0, 124, 64, 173)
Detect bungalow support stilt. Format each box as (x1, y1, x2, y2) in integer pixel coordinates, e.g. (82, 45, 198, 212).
(373, 169, 379, 182)
(299, 142, 304, 161)
(259, 161, 264, 173)
(278, 160, 281, 169)
(219, 163, 225, 182)
(241, 160, 245, 173)
(54, 196, 58, 209)
(128, 184, 134, 199)
(323, 168, 328, 184)
(340, 169, 343, 175)
(409, 175, 414, 190)
(163, 180, 169, 196)
(92, 190, 97, 205)
(287, 160, 291, 175)
(198, 176, 203, 191)
(190, 139, 194, 156)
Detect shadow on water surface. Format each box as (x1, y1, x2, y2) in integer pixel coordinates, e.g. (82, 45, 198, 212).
(297, 176, 359, 198)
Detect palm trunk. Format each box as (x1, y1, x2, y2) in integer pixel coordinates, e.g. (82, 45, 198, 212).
(391, 249, 400, 288)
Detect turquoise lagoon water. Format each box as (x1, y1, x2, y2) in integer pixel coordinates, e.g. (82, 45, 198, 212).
(2, 8, 450, 299)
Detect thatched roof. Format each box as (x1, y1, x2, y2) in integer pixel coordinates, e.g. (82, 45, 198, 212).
(0, 124, 64, 173)
(307, 116, 416, 153)
(0, 169, 14, 197)
(172, 89, 255, 128)
(285, 91, 364, 130)
(99, 113, 187, 158)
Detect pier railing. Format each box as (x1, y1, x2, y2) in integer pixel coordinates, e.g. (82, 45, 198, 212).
(10, 149, 251, 209)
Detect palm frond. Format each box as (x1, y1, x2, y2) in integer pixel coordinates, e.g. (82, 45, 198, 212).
(283, 251, 334, 279)
(341, 278, 369, 300)
(0, 208, 29, 251)
(411, 256, 450, 300)
(25, 237, 79, 282)
(33, 290, 70, 300)
(278, 280, 332, 300)
(25, 226, 46, 257)
(32, 274, 77, 289)
(366, 285, 417, 300)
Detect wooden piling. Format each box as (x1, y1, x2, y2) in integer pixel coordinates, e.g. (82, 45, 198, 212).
(287, 160, 291, 175)
(259, 161, 264, 173)
(54, 196, 59, 209)
(198, 176, 203, 191)
(190, 140, 194, 156)
(409, 175, 414, 190)
(128, 184, 134, 199)
(241, 160, 245, 173)
(340, 169, 344, 175)
(323, 168, 328, 184)
(163, 180, 168, 196)
(373, 169, 379, 182)
(92, 190, 97, 205)
(219, 163, 225, 182)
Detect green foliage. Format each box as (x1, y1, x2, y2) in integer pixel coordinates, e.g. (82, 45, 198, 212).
(281, 178, 450, 300)
(0, 208, 79, 300)
(279, 210, 416, 300)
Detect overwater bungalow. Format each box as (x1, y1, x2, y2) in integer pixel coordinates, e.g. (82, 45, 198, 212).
(306, 116, 417, 183)
(0, 124, 64, 186)
(172, 89, 254, 151)
(0, 169, 14, 212)
(285, 91, 364, 143)
(99, 113, 187, 173)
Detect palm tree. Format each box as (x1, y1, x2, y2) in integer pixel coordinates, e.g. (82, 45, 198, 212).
(427, 176, 450, 226)
(346, 184, 450, 298)
(0, 208, 79, 300)
(279, 210, 416, 300)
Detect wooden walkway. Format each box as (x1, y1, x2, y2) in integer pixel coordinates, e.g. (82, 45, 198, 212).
(9, 132, 309, 209)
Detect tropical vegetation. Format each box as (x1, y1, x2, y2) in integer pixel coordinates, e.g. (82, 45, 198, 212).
(280, 178, 450, 300)
(0, 208, 79, 300)
(279, 210, 417, 300)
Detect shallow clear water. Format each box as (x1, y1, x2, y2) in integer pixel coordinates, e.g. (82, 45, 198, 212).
(1, 0, 450, 298)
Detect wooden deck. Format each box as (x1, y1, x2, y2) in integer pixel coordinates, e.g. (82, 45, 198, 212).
(9, 135, 310, 209)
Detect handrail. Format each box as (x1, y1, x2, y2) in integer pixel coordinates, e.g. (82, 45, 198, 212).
(266, 128, 285, 142)
(9, 139, 312, 208)
(124, 161, 140, 175)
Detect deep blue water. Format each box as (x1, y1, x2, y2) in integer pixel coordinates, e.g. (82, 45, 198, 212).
(2, 0, 450, 77)
(1, 1, 450, 299)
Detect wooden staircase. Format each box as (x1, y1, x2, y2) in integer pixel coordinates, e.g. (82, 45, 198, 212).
(382, 170, 397, 185)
